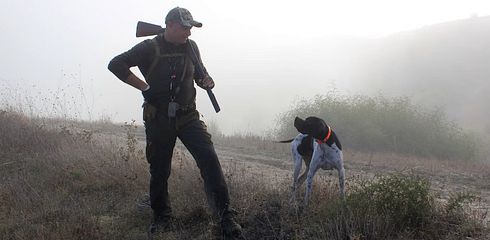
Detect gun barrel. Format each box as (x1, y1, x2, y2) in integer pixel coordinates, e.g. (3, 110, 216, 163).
(188, 42, 221, 113)
(136, 21, 164, 37)
(206, 89, 221, 113)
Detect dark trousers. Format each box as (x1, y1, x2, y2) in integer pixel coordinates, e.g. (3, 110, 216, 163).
(144, 112, 230, 218)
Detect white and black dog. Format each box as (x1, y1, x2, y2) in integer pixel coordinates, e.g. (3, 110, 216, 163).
(280, 116, 345, 206)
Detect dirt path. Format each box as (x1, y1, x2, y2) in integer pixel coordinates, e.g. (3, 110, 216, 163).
(134, 128, 490, 224)
(212, 143, 490, 224)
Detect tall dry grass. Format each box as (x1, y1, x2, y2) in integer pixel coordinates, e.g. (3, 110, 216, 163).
(0, 110, 149, 239)
(1, 110, 488, 239)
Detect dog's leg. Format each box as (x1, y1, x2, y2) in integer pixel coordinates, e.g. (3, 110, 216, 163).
(304, 142, 322, 207)
(297, 166, 309, 187)
(338, 166, 345, 196)
(336, 150, 346, 197)
(290, 139, 303, 204)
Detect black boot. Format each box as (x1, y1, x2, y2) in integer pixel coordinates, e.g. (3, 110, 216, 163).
(149, 211, 174, 234)
(220, 210, 242, 239)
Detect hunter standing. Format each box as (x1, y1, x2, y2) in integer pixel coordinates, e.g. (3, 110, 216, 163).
(107, 7, 242, 237)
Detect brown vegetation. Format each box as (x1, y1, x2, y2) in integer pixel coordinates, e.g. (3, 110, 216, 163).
(1, 110, 488, 239)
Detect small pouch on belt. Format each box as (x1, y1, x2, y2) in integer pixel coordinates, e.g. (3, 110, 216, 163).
(143, 102, 158, 122)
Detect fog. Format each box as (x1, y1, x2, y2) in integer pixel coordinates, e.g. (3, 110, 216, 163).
(1, 0, 490, 135)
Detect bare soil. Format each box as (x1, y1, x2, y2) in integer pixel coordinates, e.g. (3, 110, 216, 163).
(208, 140, 490, 225)
(135, 127, 490, 227)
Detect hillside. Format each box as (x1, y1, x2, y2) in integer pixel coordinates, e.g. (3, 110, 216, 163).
(1, 111, 489, 239)
(349, 16, 490, 132)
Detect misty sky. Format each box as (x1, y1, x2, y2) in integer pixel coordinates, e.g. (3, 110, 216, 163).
(1, 0, 490, 134)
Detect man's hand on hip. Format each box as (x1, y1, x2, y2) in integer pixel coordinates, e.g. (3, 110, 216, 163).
(142, 86, 156, 103)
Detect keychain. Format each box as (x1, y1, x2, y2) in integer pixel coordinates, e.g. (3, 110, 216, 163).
(168, 102, 179, 118)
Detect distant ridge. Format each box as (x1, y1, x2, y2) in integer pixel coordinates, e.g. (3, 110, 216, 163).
(351, 15, 490, 132)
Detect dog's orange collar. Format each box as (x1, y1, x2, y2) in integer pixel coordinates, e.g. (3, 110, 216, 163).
(316, 126, 332, 144)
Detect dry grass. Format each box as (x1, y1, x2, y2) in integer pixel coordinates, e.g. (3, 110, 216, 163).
(0, 110, 149, 239)
(1, 110, 489, 240)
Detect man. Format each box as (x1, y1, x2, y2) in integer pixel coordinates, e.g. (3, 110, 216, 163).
(108, 7, 242, 237)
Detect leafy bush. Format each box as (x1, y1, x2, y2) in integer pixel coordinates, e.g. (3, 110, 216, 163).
(347, 174, 433, 233)
(293, 173, 486, 240)
(275, 92, 480, 160)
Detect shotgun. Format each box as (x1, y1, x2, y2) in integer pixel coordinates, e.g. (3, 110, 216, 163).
(136, 21, 221, 113)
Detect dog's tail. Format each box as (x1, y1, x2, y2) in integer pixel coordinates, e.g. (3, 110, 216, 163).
(273, 138, 295, 143)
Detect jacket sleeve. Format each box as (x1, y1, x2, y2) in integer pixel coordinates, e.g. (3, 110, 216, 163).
(189, 40, 209, 80)
(107, 39, 153, 82)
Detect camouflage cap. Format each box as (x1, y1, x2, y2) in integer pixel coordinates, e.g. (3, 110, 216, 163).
(165, 7, 202, 28)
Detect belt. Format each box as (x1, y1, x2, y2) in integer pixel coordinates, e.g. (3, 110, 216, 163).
(176, 102, 196, 113)
(156, 102, 196, 116)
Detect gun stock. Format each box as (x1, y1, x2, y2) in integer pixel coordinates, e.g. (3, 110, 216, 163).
(136, 21, 164, 37)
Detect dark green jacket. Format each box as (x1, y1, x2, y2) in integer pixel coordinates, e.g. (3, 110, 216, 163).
(108, 34, 207, 109)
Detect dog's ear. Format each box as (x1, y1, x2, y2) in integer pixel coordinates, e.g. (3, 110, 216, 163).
(294, 117, 307, 133)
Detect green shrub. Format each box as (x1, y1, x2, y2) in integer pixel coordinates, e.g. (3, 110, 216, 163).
(294, 174, 435, 239)
(347, 174, 433, 232)
(275, 92, 480, 160)
(299, 173, 486, 240)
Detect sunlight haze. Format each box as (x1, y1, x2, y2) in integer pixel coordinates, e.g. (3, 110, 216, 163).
(1, 0, 489, 134)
